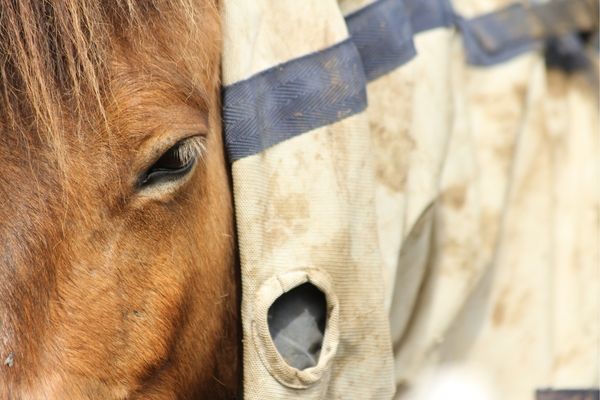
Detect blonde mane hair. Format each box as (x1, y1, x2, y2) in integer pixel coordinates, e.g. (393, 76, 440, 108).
(0, 0, 218, 144)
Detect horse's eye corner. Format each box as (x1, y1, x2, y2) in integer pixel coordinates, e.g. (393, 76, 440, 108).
(137, 136, 205, 189)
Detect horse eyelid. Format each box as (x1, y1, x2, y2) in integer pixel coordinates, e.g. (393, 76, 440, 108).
(137, 135, 206, 188)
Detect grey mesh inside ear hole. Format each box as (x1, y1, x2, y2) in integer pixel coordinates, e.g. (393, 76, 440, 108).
(267, 282, 327, 370)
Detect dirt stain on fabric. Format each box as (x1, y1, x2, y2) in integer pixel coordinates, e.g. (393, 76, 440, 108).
(273, 195, 309, 223)
(370, 120, 414, 192)
(492, 288, 531, 327)
(492, 299, 506, 326)
(442, 184, 467, 209)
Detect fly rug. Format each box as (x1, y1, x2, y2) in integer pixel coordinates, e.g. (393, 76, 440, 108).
(221, 0, 599, 399)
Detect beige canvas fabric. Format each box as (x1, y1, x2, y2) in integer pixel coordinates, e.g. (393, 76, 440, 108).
(436, 54, 600, 397)
(221, 1, 395, 399)
(221, 0, 599, 399)
(389, 2, 599, 399)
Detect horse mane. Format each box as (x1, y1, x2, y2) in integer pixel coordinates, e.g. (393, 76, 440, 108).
(0, 0, 218, 144)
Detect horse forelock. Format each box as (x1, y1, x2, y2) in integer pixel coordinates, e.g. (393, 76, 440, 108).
(0, 0, 220, 151)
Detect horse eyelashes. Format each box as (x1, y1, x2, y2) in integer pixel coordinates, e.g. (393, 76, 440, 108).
(138, 136, 205, 188)
(170, 136, 205, 165)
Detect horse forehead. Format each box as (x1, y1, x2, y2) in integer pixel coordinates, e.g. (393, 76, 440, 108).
(0, 150, 55, 223)
(0, 133, 57, 178)
(0, 138, 72, 235)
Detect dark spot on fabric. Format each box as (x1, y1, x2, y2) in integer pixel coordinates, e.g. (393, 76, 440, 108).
(443, 184, 468, 209)
(492, 300, 505, 326)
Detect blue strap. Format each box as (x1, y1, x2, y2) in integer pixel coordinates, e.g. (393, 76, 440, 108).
(405, 0, 454, 33)
(345, 0, 455, 82)
(459, 0, 598, 65)
(536, 389, 600, 400)
(545, 34, 591, 72)
(346, 0, 416, 81)
(223, 40, 367, 162)
(223, 0, 598, 162)
(458, 5, 539, 66)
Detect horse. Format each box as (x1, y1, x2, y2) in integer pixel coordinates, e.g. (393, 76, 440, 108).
(0, 1, 239, 398)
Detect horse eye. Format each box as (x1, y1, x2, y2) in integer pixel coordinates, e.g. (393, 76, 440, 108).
(138, 136, 203, 188)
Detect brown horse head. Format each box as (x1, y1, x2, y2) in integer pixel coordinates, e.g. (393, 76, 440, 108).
(0, 1, 238, 398)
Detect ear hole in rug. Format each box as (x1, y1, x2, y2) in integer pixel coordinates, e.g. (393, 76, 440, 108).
(267, 282, 327, 370)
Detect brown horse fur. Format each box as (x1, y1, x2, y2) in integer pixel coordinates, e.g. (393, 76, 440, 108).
(0, 1, 239, 398)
